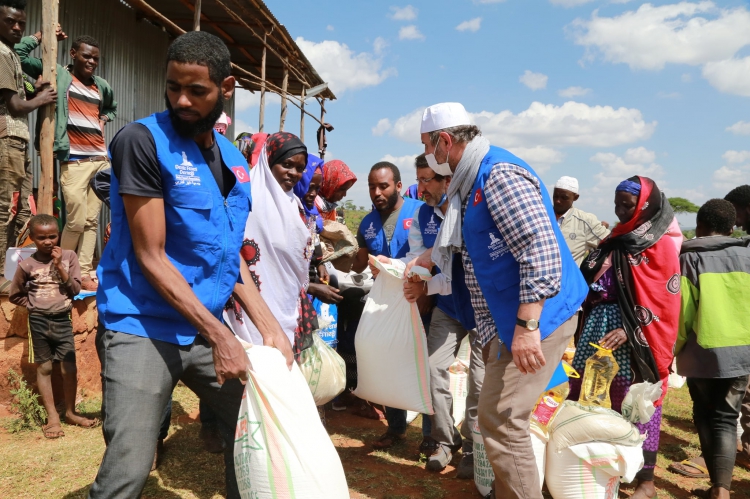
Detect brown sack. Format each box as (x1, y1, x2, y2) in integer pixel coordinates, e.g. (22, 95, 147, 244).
(320, 221, 358, 273)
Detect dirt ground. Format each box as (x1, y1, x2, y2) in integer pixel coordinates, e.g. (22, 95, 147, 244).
(1, 383, 749, 498)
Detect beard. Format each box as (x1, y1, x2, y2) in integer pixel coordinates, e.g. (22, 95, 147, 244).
(165, 92, 224, 138)
(383, 189, 400, 211)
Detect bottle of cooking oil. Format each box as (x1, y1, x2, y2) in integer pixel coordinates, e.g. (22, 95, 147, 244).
(530, 362, 579, 435)
(579, 342, 620, 409)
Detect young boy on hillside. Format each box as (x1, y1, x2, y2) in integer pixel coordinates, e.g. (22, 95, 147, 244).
(9, 214, 96, 438)
(676, 199, 750, 499)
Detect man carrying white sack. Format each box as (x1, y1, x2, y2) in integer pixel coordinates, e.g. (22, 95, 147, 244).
(552, 175, 610, 266)
(409, 102, 588, 499)
(379, 153, 485, 477)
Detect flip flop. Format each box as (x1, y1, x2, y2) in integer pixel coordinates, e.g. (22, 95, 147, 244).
(668, 458, 709, 478)
(65, 417, 101, 429)
(42, 424, 65, 439)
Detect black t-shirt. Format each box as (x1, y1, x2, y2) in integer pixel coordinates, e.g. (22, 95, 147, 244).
(109, 123, 236, 198)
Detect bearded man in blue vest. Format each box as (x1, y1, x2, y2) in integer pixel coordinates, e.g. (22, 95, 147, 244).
(410, 102, 587, 499)
(89, 32, 292, 499)
(379, 153, 485, 476)
(352, 161, 427, 450)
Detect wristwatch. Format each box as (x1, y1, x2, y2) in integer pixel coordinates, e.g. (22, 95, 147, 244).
(516, 317, 540, 331)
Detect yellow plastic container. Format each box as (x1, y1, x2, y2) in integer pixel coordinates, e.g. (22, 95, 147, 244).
(530, 362, 580, 435)
(579, 343, 620, 409)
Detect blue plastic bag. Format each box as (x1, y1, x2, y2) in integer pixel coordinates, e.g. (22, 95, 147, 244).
(313, 298, 338, 348)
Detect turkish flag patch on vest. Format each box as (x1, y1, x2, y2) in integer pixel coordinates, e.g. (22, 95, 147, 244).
(231, 166, 250, 183)
(403, 218, 413, 230)
(473, 188, 483, 206)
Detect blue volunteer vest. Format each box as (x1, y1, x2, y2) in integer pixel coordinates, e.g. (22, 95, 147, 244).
(96, 111, 252, 345)
(463, 146, 587, 348)
(417, 204, 476, 330)
(360, 196, 423, 258)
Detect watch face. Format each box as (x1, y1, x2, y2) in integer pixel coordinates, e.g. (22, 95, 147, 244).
(527, 319, 539, 330)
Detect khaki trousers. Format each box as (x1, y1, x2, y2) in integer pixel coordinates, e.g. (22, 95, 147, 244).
(0, 137, 31, 270)
(478, 313, 578, 499)
(60, 158, 109, 274)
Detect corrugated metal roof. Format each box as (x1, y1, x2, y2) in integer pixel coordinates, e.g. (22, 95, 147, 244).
(124, 0, 335, 100)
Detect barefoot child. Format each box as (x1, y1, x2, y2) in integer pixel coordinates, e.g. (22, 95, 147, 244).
(9, 214, 96, 438)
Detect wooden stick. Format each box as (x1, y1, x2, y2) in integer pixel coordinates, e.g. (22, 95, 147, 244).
(279, 65, 288, 131)
(319, 98, 326, 159)
(38, 0, 58, 215)
(300, 87, 305, 142)
(258, 32, 266, 132)
(192, 0, 201, 30)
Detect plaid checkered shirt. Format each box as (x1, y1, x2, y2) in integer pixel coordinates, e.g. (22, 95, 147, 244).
(461, 163, 563, 346)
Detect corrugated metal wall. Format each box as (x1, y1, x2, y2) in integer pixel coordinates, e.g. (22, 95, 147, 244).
(21, 0, 238, 260)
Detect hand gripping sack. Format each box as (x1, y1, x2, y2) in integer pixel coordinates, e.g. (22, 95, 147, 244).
(234, 343, 349, 499)
(352, 256, 434, 414)
(298, 333, 347, 406)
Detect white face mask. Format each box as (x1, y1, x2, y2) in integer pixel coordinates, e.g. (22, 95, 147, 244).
(426, 136, 453, 176)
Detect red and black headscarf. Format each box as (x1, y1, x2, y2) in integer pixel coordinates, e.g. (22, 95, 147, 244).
(581, 177, 681, 402)
(266, 132, 308, 167)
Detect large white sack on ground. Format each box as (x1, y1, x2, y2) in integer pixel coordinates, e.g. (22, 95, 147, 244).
(472, 420, 494, 496)
(531, 426, 548, 487)
(234, 343, 349, 499)
(546, 441, 644, 499)
(549, 401, 643, 452)
(298, 333, 347, 406)
(449, 370, 468, 426)
(352, 257, 434, 414)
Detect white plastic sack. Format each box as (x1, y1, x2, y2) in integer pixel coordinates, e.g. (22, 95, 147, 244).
(531, 426, 548, 487)
(668, 371, 686, 389)
(234, 343, 349, 499)
(352, 256, 433, 414)
(621, 381, 663, 424)
(449, 370, 468, 426)
(549, 401, 643, 452)
(4, 246, 35, 280)
(472, 421, 495, 496)
(546, 441, 644, 499)
(298, 333, 347, 406)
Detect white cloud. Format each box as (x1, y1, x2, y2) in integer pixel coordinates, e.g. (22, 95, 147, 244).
(380, 154, 418, 171)
(235, 88, 259, 111)
(387, 102, 656, 149)
(326, 25, 334, 31)
(571, 2, 750, 70)
(295, 37, 397, 93)
(456, 17, 482, 32)
(390, 5, 418, 21)
(590, 147, 664, 195)
(702, 56, 750, 97)
(234, 117, 255, 135)
(505, 146, 564, 173)
(727, 121, 750, 135)
(558, 86, 591, 97)
(722, 150, 750, 164)
(713, 165, 750, 191)
(551, 0, 596, 7)
(520, 70, 549, 90)
(372, 118, 392, 136)
(373, 37, 388, 55)
(399, 25, 425, 40)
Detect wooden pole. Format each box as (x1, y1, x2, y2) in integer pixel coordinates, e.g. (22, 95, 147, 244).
(299, 87, 305, 142)
(258, 33, 266, 132)
(192, 0, 202, 30)
(319, 98, 326, 159)
(38, 0, 58, 215)
(279, 65, 288, 131)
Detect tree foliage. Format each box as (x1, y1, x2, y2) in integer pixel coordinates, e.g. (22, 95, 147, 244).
(669, 197, 700, 214)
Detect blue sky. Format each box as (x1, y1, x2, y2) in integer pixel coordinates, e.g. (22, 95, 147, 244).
(234, 0, 750, 225)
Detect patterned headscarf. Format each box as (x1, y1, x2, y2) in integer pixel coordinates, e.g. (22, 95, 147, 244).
(320, 160, 357, 200)
(266, 132, 307, 167)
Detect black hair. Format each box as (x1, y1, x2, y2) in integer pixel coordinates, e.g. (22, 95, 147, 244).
(29, 214, 58, 236)
(370, 161, 401, 183)
(167, 31, 231, 86)
(72, 35, 99, 50)
(725, 185, 750, 208)
(697, 199, 736, 235)
(414, 153, 444, 181)
(0, 0, 27, 10)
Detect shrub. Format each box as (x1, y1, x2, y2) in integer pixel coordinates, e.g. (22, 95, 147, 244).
(5, 369, 46, 433)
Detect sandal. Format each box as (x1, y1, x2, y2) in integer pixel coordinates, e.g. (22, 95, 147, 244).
(353, 401, 384, 421)
(668, 457, 709, 478)
(43, 423, 65, 439)
(372, 432, 405, 450)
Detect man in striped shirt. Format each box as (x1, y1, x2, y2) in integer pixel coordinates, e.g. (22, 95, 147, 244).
(17, 32, 117, 290)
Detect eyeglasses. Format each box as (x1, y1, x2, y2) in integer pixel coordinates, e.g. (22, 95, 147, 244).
(416, 176, 435, 184)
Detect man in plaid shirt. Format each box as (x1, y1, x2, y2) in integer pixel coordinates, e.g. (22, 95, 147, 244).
(410, 102, 587, 499)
